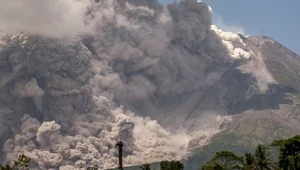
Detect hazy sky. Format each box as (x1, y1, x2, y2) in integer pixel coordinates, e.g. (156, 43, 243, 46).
(159, 0, 300, 55)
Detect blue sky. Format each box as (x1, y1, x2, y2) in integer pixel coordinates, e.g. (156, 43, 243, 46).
(158, 0, 300, 55)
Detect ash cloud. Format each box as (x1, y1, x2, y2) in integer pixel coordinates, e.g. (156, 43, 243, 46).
(0, 0, 273, 169)
(0, 0, 92, 38)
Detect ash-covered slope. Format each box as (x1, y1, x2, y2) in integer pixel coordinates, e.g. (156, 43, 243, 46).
(185, 35, 300, 169)
(0, 0, 299, 170)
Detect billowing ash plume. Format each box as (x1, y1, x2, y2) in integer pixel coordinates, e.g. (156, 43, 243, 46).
(0, 0, 271, 169)
(0, 0, 92, 37)
(0, 32, 191, 169)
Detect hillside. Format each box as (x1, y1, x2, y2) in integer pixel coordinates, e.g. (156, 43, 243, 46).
(185, 35, 300, 169)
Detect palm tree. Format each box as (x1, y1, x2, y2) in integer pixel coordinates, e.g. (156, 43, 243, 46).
(244, 152, 255, 170)
(287, 154, 300, 170)
(139, 163, 151, 170)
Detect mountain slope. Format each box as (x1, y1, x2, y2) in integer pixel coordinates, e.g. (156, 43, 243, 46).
(185, 35, 300, 169)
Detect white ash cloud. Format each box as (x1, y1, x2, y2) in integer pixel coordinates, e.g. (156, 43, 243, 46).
(121, 109, 191, 164)
(212, 25, 251, 59)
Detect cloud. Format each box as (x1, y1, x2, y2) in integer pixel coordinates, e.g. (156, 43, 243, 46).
(0, 0, 92, 37)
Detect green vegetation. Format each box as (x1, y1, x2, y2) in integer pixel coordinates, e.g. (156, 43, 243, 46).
(202, 151, 245, 170)
(201, 135, 300, 170)
(160, 160, 184, 170)
(185, 114, 298, 169)
(0, 154, 31, 170)
(270, 135, 300, 170)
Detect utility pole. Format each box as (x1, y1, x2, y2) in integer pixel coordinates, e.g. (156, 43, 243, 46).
(116, 141, 124, 170)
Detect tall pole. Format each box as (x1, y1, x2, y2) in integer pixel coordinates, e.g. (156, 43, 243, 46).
(116, 141, 124, 170)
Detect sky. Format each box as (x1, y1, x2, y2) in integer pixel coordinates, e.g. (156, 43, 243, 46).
(159, 0, 300, 55)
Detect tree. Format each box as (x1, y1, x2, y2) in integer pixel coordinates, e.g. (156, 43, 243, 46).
(202, 151, 244, 170)
(201, 145, 280, 170)
(0, 154, 31, 170)
(244, 152, 255, 169)
(201, 160, 224, 170)
(271, 135, 300, 170)
(160, 160, 184, 170)
(285, 154, 300, 170)
(139, 163, 151, 170)
(251, 144, 276, 170)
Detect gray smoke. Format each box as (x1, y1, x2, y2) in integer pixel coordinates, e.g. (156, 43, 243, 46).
(0, 0, 273, 169)
(0, 0, 92, 38)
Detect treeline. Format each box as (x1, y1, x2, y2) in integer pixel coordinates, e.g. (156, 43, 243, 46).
(202, 135, 300, 170)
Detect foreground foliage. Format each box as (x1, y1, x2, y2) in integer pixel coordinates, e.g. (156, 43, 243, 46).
(271, 135, 300, 170)
(160, 160, 184, 170)
(202, 135, 300, 170)
(0, 154, 31, 170)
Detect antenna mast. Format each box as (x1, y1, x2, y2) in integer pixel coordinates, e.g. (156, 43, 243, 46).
(116, 141, 124, 170)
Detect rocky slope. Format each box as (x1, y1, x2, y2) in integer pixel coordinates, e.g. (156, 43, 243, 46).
(185, 35, 300, 169)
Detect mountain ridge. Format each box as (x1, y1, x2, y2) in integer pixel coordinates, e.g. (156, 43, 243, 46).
(184, 35, 300, 169)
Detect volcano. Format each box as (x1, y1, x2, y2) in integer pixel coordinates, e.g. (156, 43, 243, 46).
(0, 0, 299, 169)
